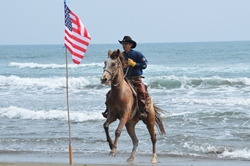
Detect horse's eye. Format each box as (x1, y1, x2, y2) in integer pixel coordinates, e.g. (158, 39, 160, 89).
(112, 62, 116, 66)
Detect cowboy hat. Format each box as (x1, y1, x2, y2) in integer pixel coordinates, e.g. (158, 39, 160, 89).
(118, 36, 137, 48)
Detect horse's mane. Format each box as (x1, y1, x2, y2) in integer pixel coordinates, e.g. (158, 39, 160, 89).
(109, 49, 127, 68)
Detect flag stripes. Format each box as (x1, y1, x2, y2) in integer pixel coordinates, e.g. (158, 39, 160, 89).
(64, 2, 91, 64)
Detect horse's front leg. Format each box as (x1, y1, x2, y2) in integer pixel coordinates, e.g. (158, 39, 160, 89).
(103, 118, 116, 150)
(109, 118, 127, 157)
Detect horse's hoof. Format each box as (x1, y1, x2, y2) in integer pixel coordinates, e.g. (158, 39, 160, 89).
(151, 158, 157, 164)
(151, 153, 157, 164)
(109, 152, 116, 157)
(126, 157, 134, 163)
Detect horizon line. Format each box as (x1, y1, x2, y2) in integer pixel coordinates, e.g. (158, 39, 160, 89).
(1, 40, 250, 46)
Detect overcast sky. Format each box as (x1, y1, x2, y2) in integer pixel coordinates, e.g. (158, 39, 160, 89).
(1, 0, 250, 45)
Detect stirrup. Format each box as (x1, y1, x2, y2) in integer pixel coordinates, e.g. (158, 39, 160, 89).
(138, 112, 147, 120)
(102, 110, 108, 118)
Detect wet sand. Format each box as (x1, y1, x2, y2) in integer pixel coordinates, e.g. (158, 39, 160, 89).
(0, 152, 249, 166)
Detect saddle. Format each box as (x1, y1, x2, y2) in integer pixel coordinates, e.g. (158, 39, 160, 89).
(124, 77, 137, 97)
(124, 77, 151, 113)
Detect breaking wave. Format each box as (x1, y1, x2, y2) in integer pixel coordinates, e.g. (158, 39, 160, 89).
(9, 62, 103, 69)
(0, 106, 103, 122)
(1, 75, 249, 91)
(146, 76, 250, 89)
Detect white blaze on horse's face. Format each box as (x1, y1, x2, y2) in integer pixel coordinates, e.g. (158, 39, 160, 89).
(100, 57, 116, 85)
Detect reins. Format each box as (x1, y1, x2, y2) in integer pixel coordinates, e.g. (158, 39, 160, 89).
(112, 66, 129, 87)
(103, 56, 129, 87)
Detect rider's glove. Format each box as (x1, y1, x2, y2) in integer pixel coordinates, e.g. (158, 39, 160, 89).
(128, 58, 136, 67)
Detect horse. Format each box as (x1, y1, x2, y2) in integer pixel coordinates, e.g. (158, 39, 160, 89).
(100, 49, 166, 163)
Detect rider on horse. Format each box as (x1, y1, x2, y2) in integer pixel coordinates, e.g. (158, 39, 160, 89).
(102, 36, 150, 120)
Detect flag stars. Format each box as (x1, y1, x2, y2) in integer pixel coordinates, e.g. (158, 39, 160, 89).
(64, 5, 72, 31)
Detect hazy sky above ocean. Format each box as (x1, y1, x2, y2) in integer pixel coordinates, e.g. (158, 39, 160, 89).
(1, 0, 250, 45)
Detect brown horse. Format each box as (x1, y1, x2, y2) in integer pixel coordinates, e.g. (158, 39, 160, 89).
(100, 49, 166, 163)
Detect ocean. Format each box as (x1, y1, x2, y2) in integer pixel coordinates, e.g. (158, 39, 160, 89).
(0, 41, 250, 163)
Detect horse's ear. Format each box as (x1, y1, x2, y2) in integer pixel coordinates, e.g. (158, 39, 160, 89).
(114, 49, 120, 58)
(108, 50, 112, 57)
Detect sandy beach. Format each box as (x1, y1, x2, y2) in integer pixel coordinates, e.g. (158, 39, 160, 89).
(0, 152, 249, 166)
(0, 164, 118, 166)
(1, 159, 250, 166)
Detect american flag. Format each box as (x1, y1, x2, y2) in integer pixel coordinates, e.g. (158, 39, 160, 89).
(64, 2, 91, 65)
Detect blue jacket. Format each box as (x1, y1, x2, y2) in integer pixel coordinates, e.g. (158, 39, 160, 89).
(123, 49, 148, 76)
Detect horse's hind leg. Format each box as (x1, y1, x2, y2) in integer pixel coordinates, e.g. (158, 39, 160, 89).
(125, 122, 138, 162)
(146, 121, 157, 163)
(145, 108, 157, 163)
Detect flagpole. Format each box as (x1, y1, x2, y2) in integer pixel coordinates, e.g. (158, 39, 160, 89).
(65, 48, 73, 165)
(64, 0, 90, 163)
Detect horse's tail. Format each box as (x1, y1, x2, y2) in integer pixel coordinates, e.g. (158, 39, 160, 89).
(154, 104, 166, 135)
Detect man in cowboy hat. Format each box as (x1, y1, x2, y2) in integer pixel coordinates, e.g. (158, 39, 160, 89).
(102, 36, 149, 120)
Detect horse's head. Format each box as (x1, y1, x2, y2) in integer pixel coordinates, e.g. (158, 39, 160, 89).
(100, 49, 126, 85)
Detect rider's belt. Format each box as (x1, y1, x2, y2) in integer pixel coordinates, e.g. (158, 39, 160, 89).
(127, 76, 144, 81)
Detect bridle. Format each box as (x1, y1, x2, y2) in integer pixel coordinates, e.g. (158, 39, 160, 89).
(103, 57, 129, 86)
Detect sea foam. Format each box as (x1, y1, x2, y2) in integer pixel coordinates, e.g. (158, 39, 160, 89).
(0, 106, 103, 121)
(219, 148, 250, 160)
(9, 62, 103, 69)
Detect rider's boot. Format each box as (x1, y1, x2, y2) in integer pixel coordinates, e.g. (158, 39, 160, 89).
(138, 100, 147, 120)
(102, 108, 108, 118)
(102, 101, 108, 118)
